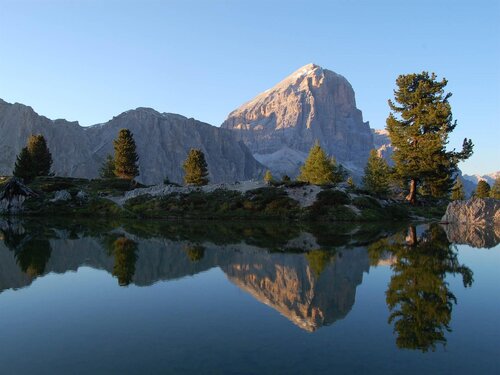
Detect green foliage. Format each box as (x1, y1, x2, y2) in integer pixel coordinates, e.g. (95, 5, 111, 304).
(490, 177, 500, 199)
(352, 196, 381, 210)
(306, 190, 355, 221)
(13, 135, 53, 182)
(386, 72, 473, 204)
(347, 176, 355, 190)
(264, 170, 273, 184)
(185, 245, 205, 262)
(305, 249, 335, 277)
(99, 154, 116, 178)
(113, 129, 139, 180)
(15, 238, 52, 277)
(183, 148, 209, 186)
(281, 174, 291, 183)
(125, 187, 300, 220)
(363, 149, 390, 196)
(450, 178, 465, 200)
(13, 147, 35, 182)
(111, 237, 138, 286)
(28, 135, 53, 177)
(474, 180, 491, 198)
(298, 142, 345, 185)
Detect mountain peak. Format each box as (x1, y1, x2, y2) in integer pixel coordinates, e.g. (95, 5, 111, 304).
(222, 64, 373, 177)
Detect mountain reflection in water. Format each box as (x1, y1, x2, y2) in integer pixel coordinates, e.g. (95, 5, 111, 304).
(0, 218, 491, 352)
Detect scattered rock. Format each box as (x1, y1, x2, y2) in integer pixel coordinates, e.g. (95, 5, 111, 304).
(76, 190, 89, 201)
(51, 190, 72, 202)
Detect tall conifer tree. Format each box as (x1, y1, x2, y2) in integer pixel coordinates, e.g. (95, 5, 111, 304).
(183, 148, 209, 186)
(99, 154, 116, 178)
(298, 142, 345, 185)
(450, 179, 465, 200)
(474, 180, 490, 198)
(386, 72, 473, 204)
(27, 135, 52, 176)
(13, 135, 53, 181)
(490, 177, 500, 199)
(13, 147, 35, 182)
(363, 149, 390, 196)
(113, 129, 139, 180)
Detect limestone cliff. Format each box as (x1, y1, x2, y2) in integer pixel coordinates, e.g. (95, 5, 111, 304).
(0, 99, 263, 184)
(221, 64, 374, 177)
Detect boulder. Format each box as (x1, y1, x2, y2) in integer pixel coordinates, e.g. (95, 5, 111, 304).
(0, 178, 38, 213)
(441, 198, 500, 225)
(52, 190, 71, 202)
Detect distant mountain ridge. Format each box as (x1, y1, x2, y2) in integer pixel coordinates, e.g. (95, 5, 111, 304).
(0, 99, 264, 184)
(462, 172, 499, 186)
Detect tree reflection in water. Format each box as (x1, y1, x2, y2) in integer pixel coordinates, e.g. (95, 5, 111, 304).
(369, 224, 473, 352)
(111, 237, 138, 286)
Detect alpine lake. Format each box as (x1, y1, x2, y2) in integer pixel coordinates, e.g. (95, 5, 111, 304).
(0, 217, 498, 374)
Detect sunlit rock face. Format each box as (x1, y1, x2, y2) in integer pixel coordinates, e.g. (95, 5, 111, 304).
(222, 247, 370, 332)
(0, 99, 263, 184)
(221, 64, 374, 177)
(371, 129, 393, 165)
(442, 198, 500, 226)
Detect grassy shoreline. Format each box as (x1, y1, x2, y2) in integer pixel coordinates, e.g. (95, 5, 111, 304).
(1, 176, 447, 222)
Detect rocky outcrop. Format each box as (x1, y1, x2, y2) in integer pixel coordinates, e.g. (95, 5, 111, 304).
(0, 178, 38, 213)
(442, 198, 500, 225)
(0, 99, 264, 184)
(221, 64, 374, 177)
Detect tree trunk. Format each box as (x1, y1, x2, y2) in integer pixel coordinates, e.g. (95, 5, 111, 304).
(406, 179, 417, 205)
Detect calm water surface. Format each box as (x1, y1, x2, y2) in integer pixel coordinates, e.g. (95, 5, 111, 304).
(0, 219, 498, 374)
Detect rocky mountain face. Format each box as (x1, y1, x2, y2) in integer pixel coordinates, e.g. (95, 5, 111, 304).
(221, 64, 374, 177)
(372, 129, 393, 164)
(0, 99, 263, 184)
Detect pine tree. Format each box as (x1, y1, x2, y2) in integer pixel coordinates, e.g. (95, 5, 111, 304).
(298, 142, 345, 186)
(347, 176, 355, 190)
(475, 180, 491, 198)
(13, 147, 35, 182)
(27, 135, 52, 176)
(363, 149, 390, 196)
(264, 170, 273, 185)
(113, 129, 139, 180)
(490, 177, 500, 199)
(99, 154, 116, 178)
(183, 148, 209, 186)
(12, 135, 53, 181)
(386, 72, 473, 204)
(450, 178, 465, 200)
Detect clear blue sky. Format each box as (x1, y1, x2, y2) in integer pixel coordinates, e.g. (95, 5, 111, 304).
(0, 0, 498, 175)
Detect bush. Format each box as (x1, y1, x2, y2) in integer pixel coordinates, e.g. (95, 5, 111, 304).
(315, 190, 351, 206)
(352, 196, 381, 209)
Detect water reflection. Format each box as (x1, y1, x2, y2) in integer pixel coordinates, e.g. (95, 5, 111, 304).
(369, 224, 474, 352)
(0, 218, 484, 349)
